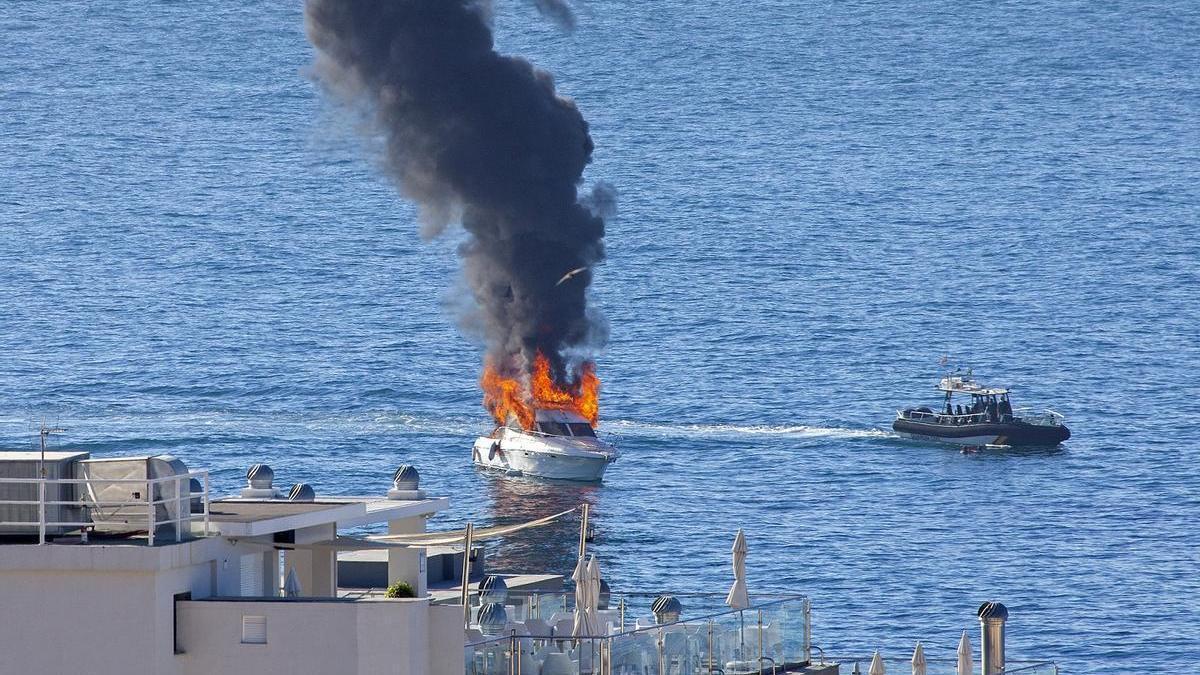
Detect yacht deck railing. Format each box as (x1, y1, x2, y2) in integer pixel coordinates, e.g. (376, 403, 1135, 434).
(896, 407, 1064, 427)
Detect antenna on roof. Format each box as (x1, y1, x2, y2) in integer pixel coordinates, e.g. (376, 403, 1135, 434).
(38, 419, 68, 478)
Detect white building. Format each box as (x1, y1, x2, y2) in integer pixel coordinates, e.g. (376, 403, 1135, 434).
(0, 451, 464, 675)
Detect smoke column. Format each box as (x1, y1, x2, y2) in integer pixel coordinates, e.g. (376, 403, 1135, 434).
(305, 0, 613, 396)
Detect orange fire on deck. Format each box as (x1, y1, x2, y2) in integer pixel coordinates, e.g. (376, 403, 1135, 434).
(481, 352, 599, 429)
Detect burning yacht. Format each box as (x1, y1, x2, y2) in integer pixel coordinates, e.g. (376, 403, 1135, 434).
(472, 409, 618, 482)
(473, 352, 615, 481)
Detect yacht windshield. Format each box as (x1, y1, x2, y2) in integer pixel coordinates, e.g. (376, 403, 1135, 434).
(567, 423, 596, 437)
(537, 421, 570, 436)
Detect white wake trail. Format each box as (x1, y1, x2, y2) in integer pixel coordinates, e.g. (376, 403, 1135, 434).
(603, 420, 890, 440)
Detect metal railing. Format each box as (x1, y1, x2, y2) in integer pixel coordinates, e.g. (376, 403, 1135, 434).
(465, 594, 810, 675)
(0, 470, 211, 545)
(898, 409, 993, 425)
(898, 407, 1064, 428)
(469, 589, 802, 632)
(825, 656, 1058, 675)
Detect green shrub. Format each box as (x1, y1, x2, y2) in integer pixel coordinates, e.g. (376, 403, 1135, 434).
(384, 581, 416, 599)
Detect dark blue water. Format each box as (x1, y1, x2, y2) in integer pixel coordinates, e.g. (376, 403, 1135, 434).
(2, 2, 1197, 671)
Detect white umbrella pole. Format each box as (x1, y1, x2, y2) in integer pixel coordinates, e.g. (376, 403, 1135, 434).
(740, 610, 746, 656)
(460, 521, 474, 630)
(577, 503, 589, 560)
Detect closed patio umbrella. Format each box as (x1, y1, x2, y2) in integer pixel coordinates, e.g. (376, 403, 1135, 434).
(283, 567, 301, 598)
(725, 529, 750, 609)
(586, 555, 603, 632)
(572, 556, 596, 637)
(725, 529, 750, 658)
(911, 641, 927, 675)
(957, 630, 973, 675)
(869, 649, 886, 675)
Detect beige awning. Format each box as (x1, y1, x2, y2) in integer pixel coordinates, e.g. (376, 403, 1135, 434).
(299, 535, 411, 550)
(231, 535, 414, 551)
(366, 507, 577, 546)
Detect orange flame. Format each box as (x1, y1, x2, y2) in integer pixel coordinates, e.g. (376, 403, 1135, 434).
(480, 352, 600, 429)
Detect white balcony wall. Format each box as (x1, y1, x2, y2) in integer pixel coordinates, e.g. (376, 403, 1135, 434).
(176, 598, 464, 675)
(0, 537, 237, 675)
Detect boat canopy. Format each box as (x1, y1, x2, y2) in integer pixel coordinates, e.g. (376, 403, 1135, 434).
(937, 375, 1010, 396)
(535, 409, 590, 424)
(517, 408, 597, 438)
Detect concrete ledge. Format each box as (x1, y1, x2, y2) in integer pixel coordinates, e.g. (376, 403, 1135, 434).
(0, 535, 227, 572)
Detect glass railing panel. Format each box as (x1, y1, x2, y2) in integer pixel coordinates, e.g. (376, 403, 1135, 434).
(464, 636, 513, 675)
(464, 594, 811, 675)
(707, 610, 754, 673)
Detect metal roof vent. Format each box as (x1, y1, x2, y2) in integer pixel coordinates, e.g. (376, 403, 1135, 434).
(189, 477, 205, 514)
(597, 578, 611, 610)
(978, 601, 1009, 675)
(241, 463, 281, 498)
(652, 595, 682, 624)
(288, 483, 316, 502)
(387, 465, 425, 500)
(477, 602, 509, 636)
(479, 574, 509, 604)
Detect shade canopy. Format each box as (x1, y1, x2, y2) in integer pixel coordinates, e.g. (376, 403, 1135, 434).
(725, 528, 750, 610)
(369, 507, 575, 545)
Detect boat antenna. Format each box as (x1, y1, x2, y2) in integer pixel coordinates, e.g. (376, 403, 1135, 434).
(38, 419, 68, 478)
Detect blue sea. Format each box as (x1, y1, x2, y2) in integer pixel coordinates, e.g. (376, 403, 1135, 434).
(2, 1, 1197, 671)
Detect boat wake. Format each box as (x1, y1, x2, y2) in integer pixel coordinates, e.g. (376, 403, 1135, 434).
(0, 410, 483, 449)
(604, 420, 891, 440)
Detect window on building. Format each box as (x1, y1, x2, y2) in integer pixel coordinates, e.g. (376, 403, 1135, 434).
(240, 554, 263, 596)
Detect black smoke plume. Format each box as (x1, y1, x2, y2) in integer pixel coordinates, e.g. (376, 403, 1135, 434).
(305, 0, 613, 388)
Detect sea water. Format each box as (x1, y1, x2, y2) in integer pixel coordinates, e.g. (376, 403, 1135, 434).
(1, 2, 1197, 671)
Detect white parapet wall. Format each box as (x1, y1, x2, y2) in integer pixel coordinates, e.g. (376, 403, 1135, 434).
(0, 538, 236, 674)
(176, 597, 464, 675)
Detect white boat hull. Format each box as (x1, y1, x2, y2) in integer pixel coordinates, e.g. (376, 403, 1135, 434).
(472, 433, 616, 482)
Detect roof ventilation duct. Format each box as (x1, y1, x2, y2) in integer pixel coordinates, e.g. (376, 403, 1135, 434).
(288, 483, 316, 502)
(477, 602, 508, 636)
(387, 465, 424, 500)
(478, 574, 509, 604)
(189, 477, 204, 513)
(652, 595, 682, 624)
(240, 464, 281, 499)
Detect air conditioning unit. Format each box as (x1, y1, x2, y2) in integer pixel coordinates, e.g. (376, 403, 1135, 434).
(0, 451, 90, 536)
(76, 455, 191, 537)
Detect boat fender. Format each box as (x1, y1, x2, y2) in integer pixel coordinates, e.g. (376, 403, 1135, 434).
(472, 446, 481, 463)
(489, 441, 502, 460)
